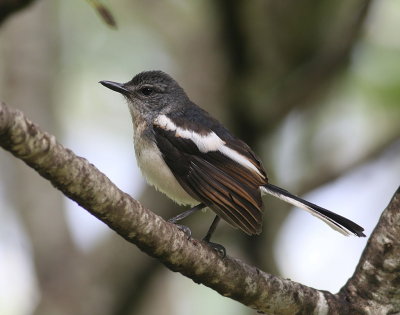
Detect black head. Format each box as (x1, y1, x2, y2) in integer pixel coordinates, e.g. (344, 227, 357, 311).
(100, 71, 190, 118)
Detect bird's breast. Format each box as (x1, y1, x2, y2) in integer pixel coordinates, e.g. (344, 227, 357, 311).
(133, 125, 198, 206)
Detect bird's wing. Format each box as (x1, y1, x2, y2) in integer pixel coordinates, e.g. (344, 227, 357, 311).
(153, 112, 267, 235)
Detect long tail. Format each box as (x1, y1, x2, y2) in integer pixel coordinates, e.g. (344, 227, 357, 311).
(261, 183, 365, 237)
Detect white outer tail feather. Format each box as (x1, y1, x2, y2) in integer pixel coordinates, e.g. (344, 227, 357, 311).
(260, 186, 352, 236)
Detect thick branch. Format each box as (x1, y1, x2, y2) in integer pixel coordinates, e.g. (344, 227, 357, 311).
(340, 187, 400, 313)
(1, 101, 399, 314)
(0, 102, 333, 313)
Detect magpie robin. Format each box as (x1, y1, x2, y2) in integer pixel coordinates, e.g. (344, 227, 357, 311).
(100, 71, 365, 251)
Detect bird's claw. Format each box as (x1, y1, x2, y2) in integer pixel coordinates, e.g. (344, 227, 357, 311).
(168, 221, 192, 239)
(203, 239, 226, 258)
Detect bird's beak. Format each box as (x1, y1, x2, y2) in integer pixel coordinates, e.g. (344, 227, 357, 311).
(99, 80, 129, 95)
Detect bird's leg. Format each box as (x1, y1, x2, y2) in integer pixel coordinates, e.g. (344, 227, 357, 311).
(202, 215, 226, 258)
(168, 203, 205, 239)
(203, 215, 220, 242)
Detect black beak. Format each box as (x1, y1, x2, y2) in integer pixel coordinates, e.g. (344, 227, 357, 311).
(99, 80, 129, 95)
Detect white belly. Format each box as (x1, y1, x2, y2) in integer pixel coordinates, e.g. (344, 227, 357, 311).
(134, 137, 198, 206)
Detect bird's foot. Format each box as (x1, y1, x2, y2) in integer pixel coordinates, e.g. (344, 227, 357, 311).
(203, 239, 226, 258)
(168, 220, 192, 239)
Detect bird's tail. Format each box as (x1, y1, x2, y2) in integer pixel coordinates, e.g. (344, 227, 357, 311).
(261, 183, 365, 237)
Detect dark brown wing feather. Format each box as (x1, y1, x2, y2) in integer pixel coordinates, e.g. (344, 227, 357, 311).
(188, 156, 262, 234)
(153, 121, 267, 235)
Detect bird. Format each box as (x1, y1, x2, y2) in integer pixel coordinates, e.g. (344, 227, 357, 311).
(100, 70, 365, 254)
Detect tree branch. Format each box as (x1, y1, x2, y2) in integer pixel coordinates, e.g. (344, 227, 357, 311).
(340, 186, 400, 313)
(1, 101, 399, 314)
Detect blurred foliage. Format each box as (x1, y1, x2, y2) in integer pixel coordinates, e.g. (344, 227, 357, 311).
(354, 45, 400, 108)
(0, 0, 36, 25)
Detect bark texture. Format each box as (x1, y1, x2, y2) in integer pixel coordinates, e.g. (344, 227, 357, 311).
(1, 101, 399, 314)
(340, 186, 400, 314)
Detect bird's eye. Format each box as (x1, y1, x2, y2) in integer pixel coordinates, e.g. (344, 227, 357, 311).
(139, 87, 154, 96)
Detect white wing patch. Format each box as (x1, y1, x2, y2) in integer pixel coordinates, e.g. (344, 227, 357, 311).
(218, 145, 262, 175)
(178, 128, 224, 153)
(154, 114, 263, 176)
(155, 114, 224, 152)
